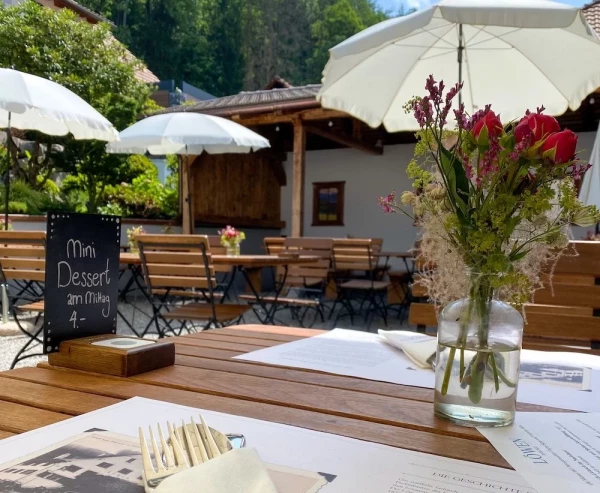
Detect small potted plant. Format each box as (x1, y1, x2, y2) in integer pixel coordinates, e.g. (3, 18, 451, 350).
(127, 225, 145, 254)
(218, 225, 245, 256)
(0, 218, 13, 231)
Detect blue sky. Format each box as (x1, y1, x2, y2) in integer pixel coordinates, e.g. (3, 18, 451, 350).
(374, 0, 588, 15)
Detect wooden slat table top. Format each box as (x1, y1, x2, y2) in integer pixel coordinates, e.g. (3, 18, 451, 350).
(0, 325, 568, 470)
(374, 251, 413, 259)
(120, 252, 319, 268)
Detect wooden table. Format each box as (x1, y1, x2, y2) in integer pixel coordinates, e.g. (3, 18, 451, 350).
(0, 325, 563, 468)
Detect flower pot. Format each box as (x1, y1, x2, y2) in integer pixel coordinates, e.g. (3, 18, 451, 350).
(434, 272, 524, 427)
(226, 244, 240, 257)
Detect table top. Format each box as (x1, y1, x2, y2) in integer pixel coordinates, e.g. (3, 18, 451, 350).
(374, 251, 413, 259)
(120, 252, 319, 268)
(0, 325, 564, 469)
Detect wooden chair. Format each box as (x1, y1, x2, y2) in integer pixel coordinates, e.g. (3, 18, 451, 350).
(264, 237, 285, 255)
(246, 238, 334, 327)
(332, 238, 389, 328)
(264, 237, 286, 286)
(409, 241, 600, 354)
(0, 231, 46, 368)
(136, 234, 248, 335)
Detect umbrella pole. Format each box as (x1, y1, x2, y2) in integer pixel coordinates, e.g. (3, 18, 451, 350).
(1, 112, 10, 324)
(185, 146, 193, 234)
(458, 24, 464, 106)
(4, 112, 11, 231)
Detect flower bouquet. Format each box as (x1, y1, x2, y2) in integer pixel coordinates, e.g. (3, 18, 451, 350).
(219, 225, 245, 256)
(380, 76, 599, 427)
(0, 218, 13, 231)
(126, 225, 145, 253)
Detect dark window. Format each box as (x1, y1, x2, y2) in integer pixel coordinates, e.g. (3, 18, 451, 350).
(118, 468, 133, 475)
(62, 465, 81, 473)
(97, 462, 113, 469)
(312, 181, 345, 226)
(126, 458, 136, 463)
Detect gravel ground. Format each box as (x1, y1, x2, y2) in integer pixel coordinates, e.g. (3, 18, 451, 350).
(0, 296, 412, 371)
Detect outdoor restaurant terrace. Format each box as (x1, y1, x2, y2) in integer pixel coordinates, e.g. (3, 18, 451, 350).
(0, 1, 599, 492)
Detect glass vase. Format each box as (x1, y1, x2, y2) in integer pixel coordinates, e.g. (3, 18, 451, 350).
(226, 243, 240, 256)
(434, 272, 524, 427)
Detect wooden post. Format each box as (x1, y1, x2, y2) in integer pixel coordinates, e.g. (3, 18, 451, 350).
(291, 119, 306, 237)
(181, 155, 193, 234)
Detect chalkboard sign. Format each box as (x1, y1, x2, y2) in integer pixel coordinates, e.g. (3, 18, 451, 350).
(44, 213, 121, 354)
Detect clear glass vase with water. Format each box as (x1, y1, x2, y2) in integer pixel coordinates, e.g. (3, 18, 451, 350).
(434, 272, 524, 427)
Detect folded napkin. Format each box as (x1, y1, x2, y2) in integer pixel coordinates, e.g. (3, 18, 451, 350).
(378, 330, 437, 369)
(156, 448, 278, 493)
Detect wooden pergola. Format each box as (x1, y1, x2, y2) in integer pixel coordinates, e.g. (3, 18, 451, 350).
(164, 77, 600, 236)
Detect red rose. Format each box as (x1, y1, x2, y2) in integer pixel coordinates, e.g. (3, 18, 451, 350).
(471, 111, 503, 145)
(515, 114, 560, 145)
(541, 129, 578, 164)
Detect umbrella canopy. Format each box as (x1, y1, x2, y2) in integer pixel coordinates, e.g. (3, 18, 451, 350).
(105, 112, 270, 155)
(318, 0, 600, 132)
(106, 112, 270, 234)
(0, 68, 118, 141)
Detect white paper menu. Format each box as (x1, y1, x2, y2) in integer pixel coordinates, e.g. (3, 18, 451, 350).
(0, 397, 539, 493)
(480, 412, 600, 493)
(236, 328, 600, 412)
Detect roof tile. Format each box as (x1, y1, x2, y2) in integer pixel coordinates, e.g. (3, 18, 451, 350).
(160, 85, 321, 114)
(584, 1, 600, 35)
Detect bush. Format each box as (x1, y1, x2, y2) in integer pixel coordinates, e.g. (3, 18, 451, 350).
(99, 166, 179, 219)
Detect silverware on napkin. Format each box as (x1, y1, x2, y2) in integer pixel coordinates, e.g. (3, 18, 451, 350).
(139, 415, 232, 492)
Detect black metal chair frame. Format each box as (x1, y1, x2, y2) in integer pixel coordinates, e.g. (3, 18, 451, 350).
(332, 244, 389, 330)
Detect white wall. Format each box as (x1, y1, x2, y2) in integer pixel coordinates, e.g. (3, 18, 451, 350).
(281, 144, 418, 266)
(280, 131, 599, 257)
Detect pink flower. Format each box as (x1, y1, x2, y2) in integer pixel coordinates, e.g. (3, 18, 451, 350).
(378, 191, 397, 214)
(541, 129, 578, 164)
(471, 111, 503, 146)
(515, 114, 560, 146)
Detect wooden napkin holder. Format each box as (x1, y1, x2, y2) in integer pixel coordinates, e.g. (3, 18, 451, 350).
(48, 334, 175, 377)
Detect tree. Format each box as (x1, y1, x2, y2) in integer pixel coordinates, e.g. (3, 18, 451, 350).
(306, 0, 366, 82)
(0, 1, 151, 211)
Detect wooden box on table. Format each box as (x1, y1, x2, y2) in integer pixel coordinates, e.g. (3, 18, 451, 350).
(48, 334, 175, 377)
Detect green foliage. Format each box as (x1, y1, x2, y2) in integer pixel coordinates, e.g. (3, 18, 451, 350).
(0, 180, 68, 214)
(77, 0, 388, 91)
(307, 0, 384, 82)
(0, 1, 151, 214)
(99, 167, 179, 219)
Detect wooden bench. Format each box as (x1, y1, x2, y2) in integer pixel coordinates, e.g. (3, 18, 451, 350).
(409, 241, 600, 353)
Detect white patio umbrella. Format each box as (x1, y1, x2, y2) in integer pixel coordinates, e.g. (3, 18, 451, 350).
(0, 68, 118, 226)
(318, 0, 600, 132)
(106, 112, 270, 233)
(579, 121, 600, 232)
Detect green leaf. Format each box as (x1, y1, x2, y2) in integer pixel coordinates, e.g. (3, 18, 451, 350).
(509, 249, 530, 262)
(439, 146, 469, 215)
(505, 216, 520, 237)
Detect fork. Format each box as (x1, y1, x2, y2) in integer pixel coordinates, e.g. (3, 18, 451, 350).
(139, 416, 222, 492)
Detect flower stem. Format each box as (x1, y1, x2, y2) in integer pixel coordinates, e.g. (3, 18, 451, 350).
(441, 347, 456, 396)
